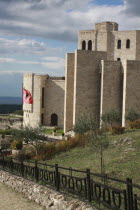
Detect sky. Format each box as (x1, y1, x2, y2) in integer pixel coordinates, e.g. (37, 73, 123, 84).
(0, 0, 140, 97)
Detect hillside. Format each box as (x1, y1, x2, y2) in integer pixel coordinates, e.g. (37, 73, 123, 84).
(46, 129, 140, 184)
(0, 104, 22, 114)
(0, 97, 22, 105)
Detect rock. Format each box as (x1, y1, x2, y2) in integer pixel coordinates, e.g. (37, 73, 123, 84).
(0, 170, 97, 210)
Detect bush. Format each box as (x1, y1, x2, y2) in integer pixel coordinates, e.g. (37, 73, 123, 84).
(11, 140, 23, 150)
(112, 126, 125, 135)
(101, 109, 121, 129)
(0, 129, 12, 135)
(34, 137, 81, 160)
(129, 120, 140, 129)
(73, 114, 96, 135)
(36, 143, 55, 160)
(16, 140, 23, 150)
(126, 109, 140, 122)
(53, 127, 57, 133)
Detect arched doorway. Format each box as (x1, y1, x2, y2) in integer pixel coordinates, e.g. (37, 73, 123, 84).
(51, 113, 58, 126)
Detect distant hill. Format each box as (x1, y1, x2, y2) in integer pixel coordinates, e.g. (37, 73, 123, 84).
(0, 97, 22, 105)
(0, 104, 22, 114)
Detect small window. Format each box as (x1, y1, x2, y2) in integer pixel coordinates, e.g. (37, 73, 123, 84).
(82, 40, 86, 50)
(126, 39, 130, 49)
(42, 87, 45, 108)
(117, 58, 121, 61)
(117, 40, 121, 49)
(88, 40, 92, 50)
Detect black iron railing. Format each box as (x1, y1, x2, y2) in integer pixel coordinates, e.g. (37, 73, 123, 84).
(0, 156, 140, 210)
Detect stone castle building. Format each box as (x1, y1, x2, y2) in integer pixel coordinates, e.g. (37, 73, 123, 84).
(23, 21, 140, 132)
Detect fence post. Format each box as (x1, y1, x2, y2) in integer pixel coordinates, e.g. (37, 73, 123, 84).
(134, 194, 138, 210)
(35, 160, 39, 182)
(86, 169, 91, 202)
(55, 164, 60, 191)
(127, 178, 134, 210)
(10, 157, 13, 171)
(21, 160, 24, 177)
(129, 179, 134, 210)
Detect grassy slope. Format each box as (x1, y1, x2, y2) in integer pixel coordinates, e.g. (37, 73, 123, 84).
(46, 129, 140, 183)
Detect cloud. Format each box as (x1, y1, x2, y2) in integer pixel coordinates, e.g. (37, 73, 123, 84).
(124, 0, 140, 16)
(0, 71, 31, 75)
(0, 38, 62, 56)
(0, 56, 65, 70)
(0, 0, 139, 43)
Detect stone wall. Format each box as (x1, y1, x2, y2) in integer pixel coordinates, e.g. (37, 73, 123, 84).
(78, 22, 138, 61)
(64, 53, 75, 132)
(23, 74, 65, 128)
(136, 31, 140, 60)
(23, 74, 47, 127)
(0, 170, 94, 210)
(73, 50, 107, 125)
(112, 31, 137, 61)
(122, 60, 140, 126)
(44, 79, 65, 128)
(78, 30, 95, 50)
(100, 60, 122, 117)
(0, 117, 22, 129)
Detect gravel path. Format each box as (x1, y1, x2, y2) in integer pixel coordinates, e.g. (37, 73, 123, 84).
(0, 182, 45, 210)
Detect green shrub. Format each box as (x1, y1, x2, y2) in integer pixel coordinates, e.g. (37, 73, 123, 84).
(129, 120, 140, 129)
(126, 109, 140, 122)
(0, 129, 12, 135)
(16, 140, 23, 150)
(34, 137, 81, 160)
(101, 109, 121, 129)
(112, 126, 125, 135)
(11, 140, 23, 150)
(53, 127, 57, 133)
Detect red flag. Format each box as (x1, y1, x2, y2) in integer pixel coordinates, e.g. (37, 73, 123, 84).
(23, 88, 33, 104)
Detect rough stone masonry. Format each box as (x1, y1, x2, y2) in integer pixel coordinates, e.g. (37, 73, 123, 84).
(0, 170, 95, 210)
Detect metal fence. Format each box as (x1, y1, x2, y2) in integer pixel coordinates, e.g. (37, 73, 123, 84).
(0, 156, 140, 210)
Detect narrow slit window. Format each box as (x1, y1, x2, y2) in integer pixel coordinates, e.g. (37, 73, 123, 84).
(42, 87, 45, 108)
(41, 113, 44, 125)
(82, 40, 86, 50)
(126, 39, 130, 49)
(88, 40, 92, 50)
(117, 40, 121, 49)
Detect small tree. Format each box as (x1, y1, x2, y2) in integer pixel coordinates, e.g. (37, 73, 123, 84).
(73, 114, 98, 147)
(101, 109, 122, 129)
(74, 113, 109, 174)
(126, 108, 140, 122)
(12, 126, 47, 155)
